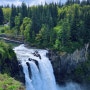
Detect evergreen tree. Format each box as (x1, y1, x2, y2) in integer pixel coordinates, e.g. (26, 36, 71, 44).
(49, 3, 58, 26)
(75, 0, 80, 4)
(31, 7, 41, 34)
(83, 12, 90, 42)
(21, 2, 27, 19)
(81, 0, 87, 5)
(28, 7, 32, 18)
(36, 24, 52, 47)
(10, 4, 17, 29)
(66, 0, 73, 5)
(87, 0, 90, 4)
(0, 7, 4, 25)
(61, 19, 70, 45)
(3, 2, 90, 51)
(45, 9, 54, 28)
(70, 5, 80, 41)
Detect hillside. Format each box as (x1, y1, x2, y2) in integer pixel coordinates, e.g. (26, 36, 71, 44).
(0, 74, 25, 90)
(0, 1, 89, 53)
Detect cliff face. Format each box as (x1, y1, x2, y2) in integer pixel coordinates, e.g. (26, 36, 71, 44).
(47, 44, 90, 84)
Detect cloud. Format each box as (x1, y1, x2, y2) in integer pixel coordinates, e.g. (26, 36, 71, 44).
(0, 0, 60, 6)
(0, 0, 84, 6)
(0, 0, 22, 6)
(28, 0, 60, 6)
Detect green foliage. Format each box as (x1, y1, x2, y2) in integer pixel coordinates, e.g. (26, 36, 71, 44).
(54, 39, 61, 50)
(70, 5, 80, 41)
(0, 74, 25, 90)
(20, 17, 32, 42)
(61, 19, 70, 45)
(1, 3, 90, 53)
(2, 8, 11, 23)
(36, 24, 49, 47)
(36, 24, 55, 48)
(15, 13, 22, 35)
(0, 2, 90, 83)
(74, 58, 90, 82)
(0, 41, 18, 76)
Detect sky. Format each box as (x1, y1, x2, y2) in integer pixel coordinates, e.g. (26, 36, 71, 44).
(0, 0, 66, 6)
(0, 0, 83, 6)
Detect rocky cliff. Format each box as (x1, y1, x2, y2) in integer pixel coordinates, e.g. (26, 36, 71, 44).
(47, 43, 90, 84)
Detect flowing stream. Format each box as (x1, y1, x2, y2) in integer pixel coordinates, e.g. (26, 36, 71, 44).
(14, 44, 82, 90)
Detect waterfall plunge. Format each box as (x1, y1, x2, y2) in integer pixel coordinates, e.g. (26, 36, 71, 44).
(14, 44, 82, 90)
(14, 44, 57, 90)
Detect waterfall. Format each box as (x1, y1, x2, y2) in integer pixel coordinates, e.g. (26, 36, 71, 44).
(14, 44, 82, 90)
(29, 61, 42, 90)
(22, 62, 35, 90)
(14, 44, 57, 90)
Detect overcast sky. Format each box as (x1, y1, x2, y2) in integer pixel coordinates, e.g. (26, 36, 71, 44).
(0, 0, 67, 6)
(0, 0, 83, 6)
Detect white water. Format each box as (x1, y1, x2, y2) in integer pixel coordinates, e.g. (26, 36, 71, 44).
(14, 44, 82, 90)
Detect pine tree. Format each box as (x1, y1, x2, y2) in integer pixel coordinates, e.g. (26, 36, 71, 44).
(83, 12, 90, 42)
(49, 3, 58, 26)
(0, 7, 4, 25)
(10, 4, 17, 29)
(61, 19, 70, 45)
(70, 5, 80, 41)
(75, 0, 80, 4)
(66, 0, 73, 5)
(31, 7, 41, 34)
(21, 2, 27, 19)
(87, 0, 90, 4)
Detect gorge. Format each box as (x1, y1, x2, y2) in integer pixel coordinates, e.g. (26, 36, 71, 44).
(14, 44, 86, 90)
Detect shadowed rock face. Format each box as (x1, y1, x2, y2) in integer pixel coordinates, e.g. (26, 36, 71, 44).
(26, 62, 32, 79)
(18, 64, 25, 83)
(0, 50, 19, 77)
(47, 44, 89, 84)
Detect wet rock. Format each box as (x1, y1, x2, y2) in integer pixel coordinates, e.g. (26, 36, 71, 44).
(18, 64, 25, 83)
(28, 58, 39, 70)
(26, 62, 32, 79)
(32, 51, 41, 59)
